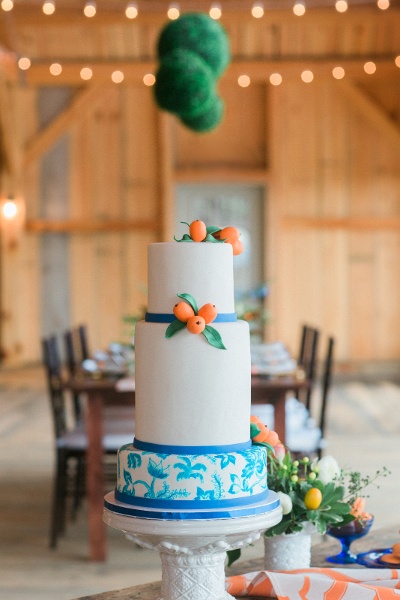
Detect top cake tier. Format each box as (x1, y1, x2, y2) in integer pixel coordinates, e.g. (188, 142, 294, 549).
(147, 242, 235, 314)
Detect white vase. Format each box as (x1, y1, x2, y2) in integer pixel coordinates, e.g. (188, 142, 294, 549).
(264, 530, 312, 571)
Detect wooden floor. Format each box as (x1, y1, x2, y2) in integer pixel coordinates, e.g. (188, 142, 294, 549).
(1, 366, 400, 600)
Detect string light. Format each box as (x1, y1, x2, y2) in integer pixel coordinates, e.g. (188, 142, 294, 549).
(395, 56, 400, 68)
(1, 0, 13, 11)
(83, 1, 96, 17)
(251, 2, 264, 18)
(209, 2, 222, 19)
(111, 70, 124, 83)
(49, 62, 62, 76)
(293, 1, 306, 16)
(238, 75, 251, 87)
(80, 67, 93, 80)
(269, 73, 283, 86)
(18, 57, 31, 70)
(301, 70, 314, 83)
(332, 66, 345, 79)
(42, 0, 55, 15)
(335, 0, 348, 12)
(364, 61, 376, 74)
(125, 2, 138, 19)
(143, 73, 156, 86)
(167, 3, 179, 19)
(377, 0, 389, 8)
(2, 200, 17, 220)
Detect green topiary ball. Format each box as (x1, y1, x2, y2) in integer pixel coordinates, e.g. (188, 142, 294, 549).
(180, 96, 224, 133)
(154, 48, 217, 118)
(157, 13, 230, 79)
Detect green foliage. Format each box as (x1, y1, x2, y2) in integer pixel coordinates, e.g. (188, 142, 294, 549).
(165, 319, 186, 338)
(202, 325, 227, 349)
(154, 13, 231, 132)
(157, 13, 230, 78)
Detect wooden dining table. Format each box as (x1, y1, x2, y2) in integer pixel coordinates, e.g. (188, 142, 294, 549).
(66, 372, 309, 562)
(73, 525, 400, 599)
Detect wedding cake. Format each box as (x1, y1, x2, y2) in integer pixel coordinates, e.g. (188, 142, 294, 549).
(105, 226, 278, 521)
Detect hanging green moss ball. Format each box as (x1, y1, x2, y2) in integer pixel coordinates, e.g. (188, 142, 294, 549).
(180, 96, 224, 133)
(157, 13, 230, 78)
(154, 48, 217, 118)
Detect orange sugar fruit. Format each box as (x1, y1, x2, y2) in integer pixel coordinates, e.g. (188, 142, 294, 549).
(198, 303, 218, 324)
(189, 220, 207, 242)
(304, 487, 323, 510)
(186, 315, 206, 334)
(232, 239, 244, 256)
(215, 226, 240, 244)
(173, 301, 195, 322)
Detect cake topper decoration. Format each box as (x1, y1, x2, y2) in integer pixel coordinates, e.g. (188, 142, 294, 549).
(166, 293, 226, 349)
(175, 220, 244, 255)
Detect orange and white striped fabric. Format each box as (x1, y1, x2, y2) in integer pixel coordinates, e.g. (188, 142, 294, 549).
(225, 568, 400, 599)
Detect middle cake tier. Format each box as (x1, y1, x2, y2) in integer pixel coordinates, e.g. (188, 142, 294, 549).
(134, 319, 251, 449)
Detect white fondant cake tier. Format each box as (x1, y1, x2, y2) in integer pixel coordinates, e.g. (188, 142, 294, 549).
(116, 443, 268, 509)
(134, 319, 251, 447)
(147, 242, 235, 314)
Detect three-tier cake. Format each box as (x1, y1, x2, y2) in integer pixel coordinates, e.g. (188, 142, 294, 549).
(105, 237, 278, 520)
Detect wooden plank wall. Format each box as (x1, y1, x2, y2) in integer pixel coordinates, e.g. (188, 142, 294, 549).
(2, 74, 400, 365)
(268, 79, 400, 363)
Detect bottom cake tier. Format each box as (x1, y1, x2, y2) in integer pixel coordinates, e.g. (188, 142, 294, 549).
(115, 442, 269, 518)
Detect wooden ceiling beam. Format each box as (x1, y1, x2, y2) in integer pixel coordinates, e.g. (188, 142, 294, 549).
(24, 83, 105, 165)
(337, 80, 400, 151)
(4, 4, 399, 28)
(22, 57, 400, 85)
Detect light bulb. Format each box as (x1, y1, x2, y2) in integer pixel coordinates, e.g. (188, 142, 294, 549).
(238, 75, 251, 87)
(335, 0, 348, 12)
(125, 2, 138, 18)
(364, 61, 376, 74)
(18, 57, 31, 70)
(84, 1, 96, 17)
(42, 0, 55, 15)
(1, 0, 14, 11)
(111, 71, 124, 83)
(301, 70, 314, 83)
(143, 74, 156, 86)
(269, 73, 282, 86)
(209, 2, 222, 19)
(332, 66, 345, 79)
(80, 67, 93, 80)
(377, 0, 389, 8)
(50, 63, 62, 76)
(167, 3, 179, 19)
(2, 200, 17, 220)
(251, 2, 264, 18)
(293, 1, 306, 16)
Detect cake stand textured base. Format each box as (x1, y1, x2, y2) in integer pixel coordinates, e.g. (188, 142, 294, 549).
(104, 491, 282, 600)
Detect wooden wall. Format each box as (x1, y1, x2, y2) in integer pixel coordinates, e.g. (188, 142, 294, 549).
(1, 72, 400, 365)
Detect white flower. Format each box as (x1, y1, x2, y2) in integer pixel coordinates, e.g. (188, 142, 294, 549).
(277, 491, 293, 515)
(316, 455, 341, 484)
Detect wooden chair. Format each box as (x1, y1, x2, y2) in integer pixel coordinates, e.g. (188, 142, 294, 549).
(63, 328, 84, 425)
(42, 335, 86, 548)
(43, 334, 133, 549)
(286, 336, 335, 459)
(297, 325, 320, 413)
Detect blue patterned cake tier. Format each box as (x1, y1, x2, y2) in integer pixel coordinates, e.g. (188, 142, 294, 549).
(116, 443, 269, 510)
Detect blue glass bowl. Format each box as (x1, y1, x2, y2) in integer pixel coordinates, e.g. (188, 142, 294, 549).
(326, 517, 374, 564)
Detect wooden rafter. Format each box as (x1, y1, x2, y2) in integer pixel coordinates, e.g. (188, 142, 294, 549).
(23, 57, 400, 86)
(337, 80, 400, 151)
(24, 83, 105, 166)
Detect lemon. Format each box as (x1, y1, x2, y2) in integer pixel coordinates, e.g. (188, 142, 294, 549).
(304, 487, 322, 510)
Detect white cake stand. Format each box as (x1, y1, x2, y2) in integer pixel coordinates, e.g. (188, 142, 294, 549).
(104, 491, 282, 600)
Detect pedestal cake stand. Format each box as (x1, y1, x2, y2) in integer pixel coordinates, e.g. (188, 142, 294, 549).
(104, 491, 282, 600)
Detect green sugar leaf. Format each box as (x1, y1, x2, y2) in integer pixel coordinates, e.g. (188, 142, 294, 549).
(202, 325, 227, 349)
(165, 319, 186, 338)
(204, 233, 225, 243)
(174, 234, 194, 242)
(180, 221, 190, 227)
(206, 225, 221, 235)
(250, 423, 261, 438)
(177, 293, 198, 314)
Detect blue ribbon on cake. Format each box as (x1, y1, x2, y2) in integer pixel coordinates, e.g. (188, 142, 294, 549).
(145, 312, 237, 323)
(133, 437, 252, 454)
